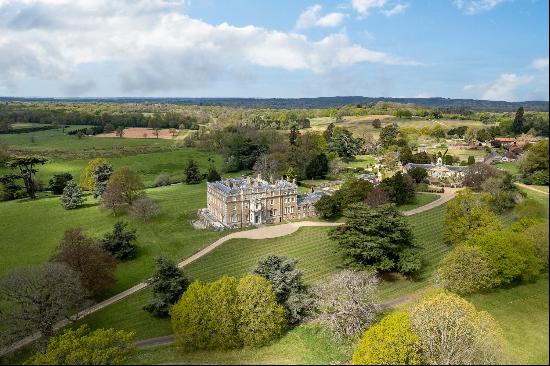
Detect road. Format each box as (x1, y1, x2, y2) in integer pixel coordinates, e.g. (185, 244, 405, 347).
(0, 189, 457, 357)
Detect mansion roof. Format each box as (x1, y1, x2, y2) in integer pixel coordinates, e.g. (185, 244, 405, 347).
(297, 191, 328, 206)
(209, 176, 297, 195)
(404, 162, 467, 172)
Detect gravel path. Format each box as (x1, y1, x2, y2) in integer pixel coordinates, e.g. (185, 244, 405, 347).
(0, 191, 455, 356)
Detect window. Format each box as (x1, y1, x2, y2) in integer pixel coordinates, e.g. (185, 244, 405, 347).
(270, 199, 274, 205)
(232, 214, 238, 223)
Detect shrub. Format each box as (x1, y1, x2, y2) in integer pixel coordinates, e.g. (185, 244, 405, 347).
(129, 197, 161, 222)
(522, 222, 549, 267)
(409, 290, 506, 365)
(61, 180, 84, 210)
(252, 255, 311, 324)
(514, 198, 547, 220)
(25, 325, 135, 365)
(236, 274, 287, 347)
(101, 221, 137, 261)
(153, 173, 171, 187)
(434, 245, 496, 295)
(351, 312, 423, 365)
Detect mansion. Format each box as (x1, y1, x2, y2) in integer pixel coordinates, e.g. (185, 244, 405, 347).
(198, 175, 327, 229)
(403, 157, 467, 187)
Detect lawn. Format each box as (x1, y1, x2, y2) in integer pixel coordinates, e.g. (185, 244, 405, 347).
(0, 183, 225, 298)
(468, 273, 549, 365)
(495, 161, 520, 175)
(397, 192, 439, 212)
(347, 154, 376, 170)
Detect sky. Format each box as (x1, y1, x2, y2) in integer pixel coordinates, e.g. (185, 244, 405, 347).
(0, 0, 548, 100)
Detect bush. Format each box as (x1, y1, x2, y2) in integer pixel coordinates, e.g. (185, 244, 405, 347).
(129, 197, 160, 222)
(434, 245, 496, 295)
(528, 170, 549, 185)
(314, 194, 340, 218)
(61, 180, 84, 210)
(351, 312, 423, 365)
(514, 198, 547, 220)
(153, 173, 171, 187)
(523, 222, 549, 267)
(25, 325, 135, 365)
(236, 274, 287, 347)
(101, 221, 137, 261)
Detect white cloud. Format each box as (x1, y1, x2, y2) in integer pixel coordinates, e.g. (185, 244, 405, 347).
(463, 73, 534, 101)
(295, 5, 345, 29)
(453, 0, 507, 14)
(532, 57, 549, 71)
(0, 0, 418, 93)
(351, 0, 387, 15)
(382, 3, 409, 16)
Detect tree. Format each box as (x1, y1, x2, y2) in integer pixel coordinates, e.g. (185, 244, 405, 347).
(399, 145, 414, 164)
(379, 123, 399, 148)
(408, 167, 428, 183)
(129, 196, 161, 222)
(61, 180, 84, 210)
(409, 290, 506, 365)
(443, 189, 502, 245)
(26, 325, 135, 365)
(80, 158, 110, 190)
(5, 156, 47, 199)
(523, 222, 549, 267)
(329, 128, 362, 161)
(184, 159, 202, 184)
(313, 270, 379, 339)
(51, 229, 117, 296)
(379, 172, 416, 205)
(314, 194, 340, 218)
(0, 138, 9, 164)
(514, 198, 547, 220)
(92, 163, 113, 198)
(252, 255, 311, 324)
(305, 153, 329, 179)
(100, 180, 125, 214)
(101, 221, 137, 260)
(434, 245, 496, 295)
(519, 139, 548, 180)
(288, 125, 300, 146)
(351, 312, 423, 365)
(323, 122, 335, 143)
(115, 126, 124, 138)
(49, 173, 73, 195)
(237, 274, 287, 347)
(466, 230, 542, 285)
(371, 118, 381, 129)
(0, 263, 87, 345)
(334, 178, 374, 208)
(512, 106, 525, 135)
(481, 173, 519, 213)
(364, 187, 389, 208)
(463, 163, 498, 190)
(329, 204, 421, 274)
(144, 255, 190, 317)
(206, 165, 221, 182)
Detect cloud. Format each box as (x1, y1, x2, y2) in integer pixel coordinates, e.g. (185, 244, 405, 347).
(463, 73, 534, 101)
(62, 79, 96, 95)
(453, 0, 507, 14)
(532, 57, 549, 71)
(295, 4, 345, 29)
(351, 0, 388, 15)
(0, 0, 418, 93)
(381, 3, 409, 16)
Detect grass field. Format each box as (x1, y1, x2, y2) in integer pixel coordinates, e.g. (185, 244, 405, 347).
(495, 161, 520, 175)
(347, 154, 376, 169)
(0, 183, 225, 298)
(397, 193, 439, 212)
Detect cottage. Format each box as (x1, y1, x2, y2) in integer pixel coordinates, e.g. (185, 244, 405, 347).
(403, 157, 467, 186)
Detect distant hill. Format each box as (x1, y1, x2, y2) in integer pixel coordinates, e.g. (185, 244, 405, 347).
(1, 96, 548, 112)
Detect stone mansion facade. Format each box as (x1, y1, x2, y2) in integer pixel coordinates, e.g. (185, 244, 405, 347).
(199, 175, 327, 229)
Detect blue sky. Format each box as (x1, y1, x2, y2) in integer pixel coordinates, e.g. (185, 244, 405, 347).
(0, 0, 548, 100)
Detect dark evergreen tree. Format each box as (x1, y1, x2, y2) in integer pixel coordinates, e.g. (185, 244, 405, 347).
(407, 167, 428, 183)
(49, 173, 73, 195)
(399, 146, 414, 164)
(101, 221, 137, 260)
(512, 106, 524, 135)
(289, 125, 300, 146)
(61, 180, 84, 210)
(305, 153, 329, 179)
(144, 255, 190, 317)
(206, 166, 221, 182)
(323, 122, 335, 143)
(5, 156, 47, 199)
(184, 159, 202, 184)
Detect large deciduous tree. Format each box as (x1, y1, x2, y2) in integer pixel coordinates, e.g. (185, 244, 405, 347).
(0, 263, 87, 346)
(330, 203, 421, 274)
(5, 156, 47, 199)
(329, 128, 362, 161)
(463, 163, 498, 190)
(379, 172, 416, 205)
(80, 158, 110, 191)
(51, 229, 117, 296)
(379, 123, 399, 148)
(106, 167, 144, 205)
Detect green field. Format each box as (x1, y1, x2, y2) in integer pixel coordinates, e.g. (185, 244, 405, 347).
(495, 161, 520, 175)
(0, 183, 225, 297)
(347, 154, 376, 169)
(397, 192, 439, 212)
